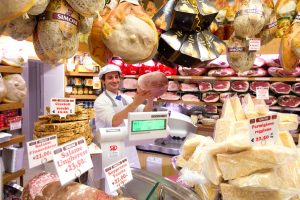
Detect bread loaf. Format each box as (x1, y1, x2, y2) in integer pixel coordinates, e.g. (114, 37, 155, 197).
(6, 14, 36, 41)
(28, 0, 50, 15)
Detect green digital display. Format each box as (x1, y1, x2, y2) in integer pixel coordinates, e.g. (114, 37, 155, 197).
(131, 119, 166, 133)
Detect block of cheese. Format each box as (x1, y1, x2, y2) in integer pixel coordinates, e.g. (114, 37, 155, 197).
(230, 95, 246, 121)
(279, 121, 299, 131)
(209, 133, 251, 155)
(243, 94, 259, 119)
(234, 120, 250, 135)
(217, 145, 298, 180)
(278, 113, 299, 123)
(279, 131, 296, 148)
(176, 155, 187, 168)
(221, 98, 236, 121)
(202, 151, 223, 185)
(221, 183, 283, 200)
(254, 99, 269, 116)
(214, 119, 235, 143)
(181, 134, 215, 160)
(194, 183, 219, 200)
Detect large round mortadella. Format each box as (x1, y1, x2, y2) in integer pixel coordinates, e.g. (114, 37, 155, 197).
(137, 71, 168, 97)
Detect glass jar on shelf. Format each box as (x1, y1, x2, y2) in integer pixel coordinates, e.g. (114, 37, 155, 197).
(77, 86, 84, 95)
(88, 87, 94, 95)
(83, 87, 89, 95)
(72, 87, 78, 95)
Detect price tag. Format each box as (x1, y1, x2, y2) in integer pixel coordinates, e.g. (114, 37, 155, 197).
(256, 86, 269, 100)
(10, 119, 22, 130)
(249, 38, 261, 51)
(65, 86, 73, 93)
(93, 76, 101, 89)
(26, 135, 58, 169)
(52, 137, 93, 185)
(104, 157, 133, 192)
(249, 114, 279, 146)
(50, 98, 75, 118)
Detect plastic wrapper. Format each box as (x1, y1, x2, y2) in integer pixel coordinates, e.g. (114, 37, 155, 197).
(3, 74, 27, 103)
(217, 145, 299, 180)
(157, 62, 178, 75)
(233, 0, 265, 38)
(253, 99, 269, 116)
(275, 0, 297, 37)
(226, 35, 256, 72)
(202, 30, 226, 55)
(194, 0, 219, 30)
(6, 14, 36, 41)
(172, 0, 197, 32)
(194, 183, 219, 200)
(152, 0, 177, 31)
(99, 0, 158, 64)
(279, 131, 296, 148)
(242, 94, 259, 119)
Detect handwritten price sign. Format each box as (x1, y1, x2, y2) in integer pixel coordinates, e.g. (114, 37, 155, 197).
(104, 157, 133, 192)
(27, 135, 58, 168)
(52, 137, 93, 185)
(249, 114, 279, 146)
(50, 98, 75, 118)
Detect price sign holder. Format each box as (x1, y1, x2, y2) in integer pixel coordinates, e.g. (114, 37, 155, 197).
(52, 137, 93, 185)
(27, 135, 58, 169)
(249, 114, 279, 146)
(256, 86, 269, 100)
(50, 98, 75, 118)
(104, 157, 133, 192)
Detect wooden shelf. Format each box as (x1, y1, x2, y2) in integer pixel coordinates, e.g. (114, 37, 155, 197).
(0, 102, 23, 112)
(269, 106, 300, 112)
(3, 169, 25, 184)
(155, 99, 222, 106)
(65, 71, 98, 77)
(0, 127, 9, 131)
(0, 66, 23, 73)
(0, 134, 24, 149)
(66, 95, 97, 100)
(123, 75, 300, 82)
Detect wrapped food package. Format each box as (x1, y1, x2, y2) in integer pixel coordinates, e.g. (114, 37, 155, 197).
(242, 94, 259, 119)
(291, 1, 300, 58)
(0, 0, 36, 25)
(6, 14, 36, 41)
(99, 0, 158, 64)
(258, 10, 277, 45)
(3, 74, 27, 103)
(28, 0, 50, 15)
(37, 0, 80, 61)
(65, 0, 105, 17)
(171, 0, 197, 32)
(194, 0, 219, 30)
(152, 0, 176, 31)
(0, 76, 7, 103)
(202, 30, 227, 55)
(89, 16, 113, 66)
(78, 15, 93, 34)
(226, 35, 256, 72)
(275, 0, 297, 37)
(233, 0, 265, 38)
(137, 71, 168, 97)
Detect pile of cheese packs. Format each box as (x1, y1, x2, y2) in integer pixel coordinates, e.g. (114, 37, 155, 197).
(176, 94, 300, 200)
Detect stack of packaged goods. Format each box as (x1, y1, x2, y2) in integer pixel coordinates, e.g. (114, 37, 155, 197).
(176, 94, 300, 200)
(33, 104, 94, 145)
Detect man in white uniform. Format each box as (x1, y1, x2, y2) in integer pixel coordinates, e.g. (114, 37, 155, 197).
(93, 64, 154, 186)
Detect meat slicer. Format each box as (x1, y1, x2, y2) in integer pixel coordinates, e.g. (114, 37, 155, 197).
(136, 110, 197, 155)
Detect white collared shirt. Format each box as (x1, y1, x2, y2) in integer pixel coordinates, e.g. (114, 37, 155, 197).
(94, 90, 144, 129)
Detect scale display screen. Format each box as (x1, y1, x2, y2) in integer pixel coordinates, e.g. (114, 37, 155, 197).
(131, 119, 166, 133)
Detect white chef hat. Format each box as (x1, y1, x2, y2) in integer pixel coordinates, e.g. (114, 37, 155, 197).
(98, 64, 122, 79)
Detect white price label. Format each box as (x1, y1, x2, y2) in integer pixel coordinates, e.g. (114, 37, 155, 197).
(249, 114, 279, 146)
(27, 135, 58, 168)
(249, 38, 261, 51)
(256, 86, 269, 100)
(10, 119, 22, 130)
(104, 157, 133, 192)
(52, 137, 93, 185)
(93, 76, 101, 90)
(50, 98, 75, 118)
(65, 86, 73, 93)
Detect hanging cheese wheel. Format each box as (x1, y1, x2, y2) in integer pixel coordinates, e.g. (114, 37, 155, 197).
(0, 0, 36, 25)
(6, 14, 36, 41)
(99, 0, 158, 64)
(28, 0, 50, 15)
(65, 0, 105, 17)
(78, 15, 93, 34)
(37, 0, 80, 60)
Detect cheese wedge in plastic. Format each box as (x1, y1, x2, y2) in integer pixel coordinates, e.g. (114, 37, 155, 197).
(234, 120, 249, 135)
(279, 121, 299, 131)
(221, 98, 236, 121)
(254, 99, 269, 116)
(194, 183, 219, 200)
(202, 151, 223, 185)
(279, 131, 296, 148)
(243, 94, 259, 119)
(217, 145, 298, 180)
(214, 118, 235, 143)
(278, 113, 299, 123)
(221, 183, 283, 200)
(230, 95, 246, 121)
